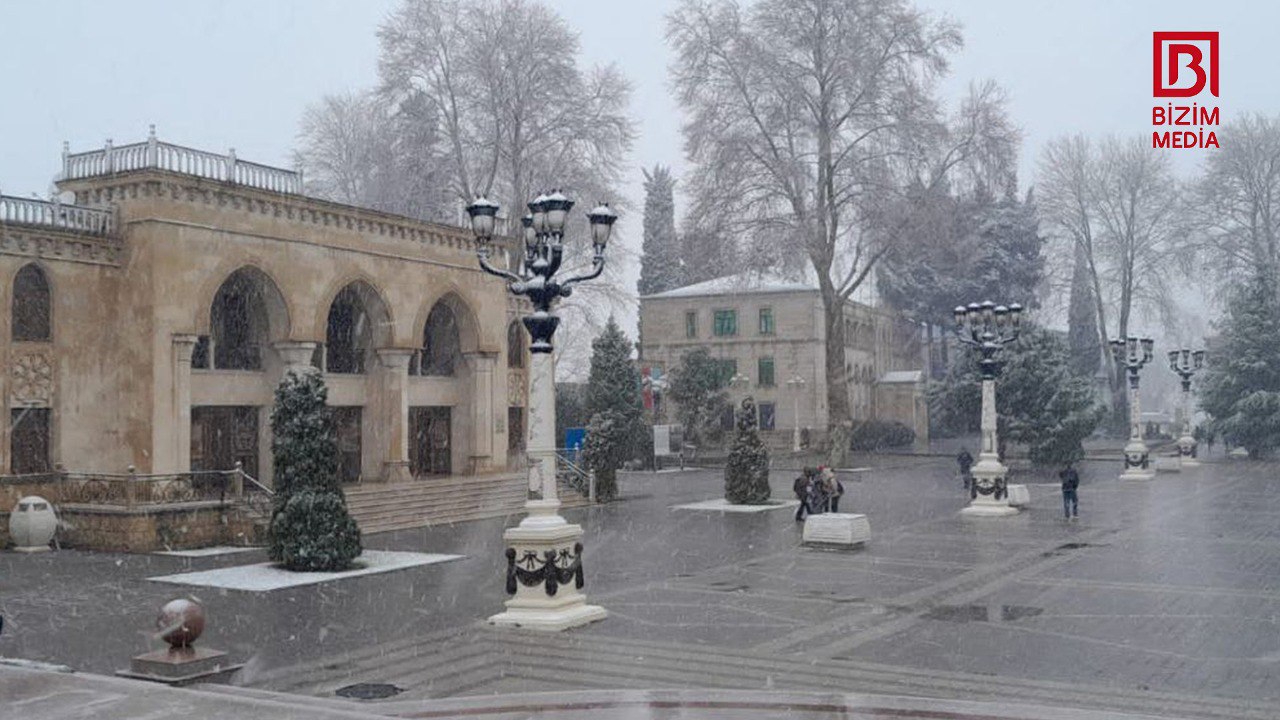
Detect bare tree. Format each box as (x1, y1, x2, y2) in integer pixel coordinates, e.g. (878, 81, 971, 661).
(295, 92, 386, 207)
(667, 0, 1012, 456)
(1191, 113, 1280, 288)
(1038, 135, 1181, 413)
(376, 0, 637, 370)
(295, 90, 454, 222)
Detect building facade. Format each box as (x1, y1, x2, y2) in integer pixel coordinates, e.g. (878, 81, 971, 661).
(638, 273, 927, 449)
(0, 133, 529, 486)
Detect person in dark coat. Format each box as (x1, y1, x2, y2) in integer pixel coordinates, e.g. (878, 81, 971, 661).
(794, 467, 815, 522)
(957, 448, 974, 491)
(1059, 461, 1080, 520)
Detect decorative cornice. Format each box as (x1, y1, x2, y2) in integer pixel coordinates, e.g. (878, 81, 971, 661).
(0, 226, 126, 266)
(58, 170, 518, 258)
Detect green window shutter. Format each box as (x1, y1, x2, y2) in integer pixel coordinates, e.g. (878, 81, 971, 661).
(759, 308, 774, 335)
(758, 357, 775, 387)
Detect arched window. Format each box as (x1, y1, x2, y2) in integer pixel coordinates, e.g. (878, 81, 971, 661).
(211, 271, 269, 370)
(507, 321, 525, 369)
(419, 302, 461, 376)
(326, 284, 382, 374)
(12, 264, 51, 342)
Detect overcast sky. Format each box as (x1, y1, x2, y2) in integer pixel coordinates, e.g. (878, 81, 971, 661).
(2, 0, 1276, 334)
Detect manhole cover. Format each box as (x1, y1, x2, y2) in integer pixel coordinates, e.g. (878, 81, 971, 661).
(335, 683, 404, 700)
(923, 604, 1044, 623)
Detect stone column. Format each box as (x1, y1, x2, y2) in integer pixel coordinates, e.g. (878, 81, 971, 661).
(525, 350, 557, 500)
(962, 377, 1017, 517)
(465, 351, 498, 475)
(171, 334, 198, 473)
(1120, 380, 1154, 480)
(376, 348, 414, 483)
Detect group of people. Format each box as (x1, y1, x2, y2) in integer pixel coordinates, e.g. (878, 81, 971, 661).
(956, 448, 1081, 521)
(793, 465, 844, 521)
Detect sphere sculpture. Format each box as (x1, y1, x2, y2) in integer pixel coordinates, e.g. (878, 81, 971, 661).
(156, 598, 205, 649)
(9, 496, 57, 552)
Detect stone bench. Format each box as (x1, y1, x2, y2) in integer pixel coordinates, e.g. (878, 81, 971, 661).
(1006, 484, 1031, 508)
(803, 513, 870, 548)
(1154, 456, 1181, 472)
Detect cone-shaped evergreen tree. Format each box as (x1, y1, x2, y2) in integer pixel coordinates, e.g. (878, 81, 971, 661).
(1200, 273, 1280, 457)
(725, 397, 771, 504)
(639, 165, 684, 296)
(267, 367, 362, 571)
(1066, 242, 1101, 377)
(582, 316, 644, 482)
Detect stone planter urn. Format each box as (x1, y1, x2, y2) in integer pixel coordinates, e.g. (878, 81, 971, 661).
(9, 495, 57, 552)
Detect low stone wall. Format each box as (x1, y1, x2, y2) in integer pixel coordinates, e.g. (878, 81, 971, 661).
(57, 503, 228, 552)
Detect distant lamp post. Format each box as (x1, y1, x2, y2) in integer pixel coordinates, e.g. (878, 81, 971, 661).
(467, 190, 616, 632)
(1111, 336, 1156, 480)
(786, 374, 807, 453)
(952, 301, 1022, 517)
(1168, 348, 1205, 467)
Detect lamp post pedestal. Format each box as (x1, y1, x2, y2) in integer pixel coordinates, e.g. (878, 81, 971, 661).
(1176, 384, 1199, 468)
(1119, 385, 1154, 480)
(488, 500, 606, 631)
(961, 378, 1017, 517)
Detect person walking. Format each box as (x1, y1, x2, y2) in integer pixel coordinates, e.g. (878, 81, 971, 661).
(794, 467, 815, 522)
(821, 466, 845, 513)
(1059, 461, 1080, 521)
(956, 448, 974, 492)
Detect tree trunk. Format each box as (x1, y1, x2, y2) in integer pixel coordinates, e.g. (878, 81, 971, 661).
(822, 291, 851, 466)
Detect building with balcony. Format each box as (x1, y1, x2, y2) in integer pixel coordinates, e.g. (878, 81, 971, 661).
(0, 131, 545, 547)
(638, 272, 927, 450)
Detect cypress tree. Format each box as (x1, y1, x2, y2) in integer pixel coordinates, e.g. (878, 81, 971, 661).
(267, 367, 362, 571)
(638, 165, 684, 296)
(581, 317, 644, 499)
(725, 397, 772, 504)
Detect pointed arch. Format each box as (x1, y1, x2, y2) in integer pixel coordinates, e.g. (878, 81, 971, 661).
(207, 266, 290, 370)
(11, 263, 51, 342)
(413, 291, 479, 376)
(507, 319, 526, 369)
(325, 280, 392, 374)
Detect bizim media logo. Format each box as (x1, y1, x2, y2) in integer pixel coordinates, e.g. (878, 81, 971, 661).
(1151, 31, 1220, 149)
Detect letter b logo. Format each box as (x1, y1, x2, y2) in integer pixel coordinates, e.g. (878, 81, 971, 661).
(1153, 32, 1218, 98)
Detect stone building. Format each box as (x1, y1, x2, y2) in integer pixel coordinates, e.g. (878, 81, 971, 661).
(638, 272, 927, 449)
(0, 132, 530, 488)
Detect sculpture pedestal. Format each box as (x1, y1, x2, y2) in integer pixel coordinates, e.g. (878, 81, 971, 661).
(488, 501, 606, 632)
(118, 646, 241, 686)
(802, 513, 871, 548)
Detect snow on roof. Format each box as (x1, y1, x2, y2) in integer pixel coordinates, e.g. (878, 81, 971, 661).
(879, 370, 924, 384)
(642, 271, 817, 299)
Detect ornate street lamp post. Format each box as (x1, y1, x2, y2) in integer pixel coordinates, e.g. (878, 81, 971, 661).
(1111, 336, 1156, 480)
(1168, 348, 1205, 467)
(786, 374, 806, 453)
(466, 191, 616, 631)
(952, 301, 1022, 517)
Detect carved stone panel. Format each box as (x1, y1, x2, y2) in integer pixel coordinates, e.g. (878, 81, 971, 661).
(508, 369, 526, 406)
(10, 349, 54, 407)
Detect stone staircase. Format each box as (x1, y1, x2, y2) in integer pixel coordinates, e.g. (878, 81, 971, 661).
(343, 472, 590, 536)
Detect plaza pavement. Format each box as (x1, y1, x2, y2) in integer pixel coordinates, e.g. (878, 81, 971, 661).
(2, 450, 1279, 719)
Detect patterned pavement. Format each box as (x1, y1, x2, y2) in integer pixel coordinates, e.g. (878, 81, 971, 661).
(3, 452, 1279, 719)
